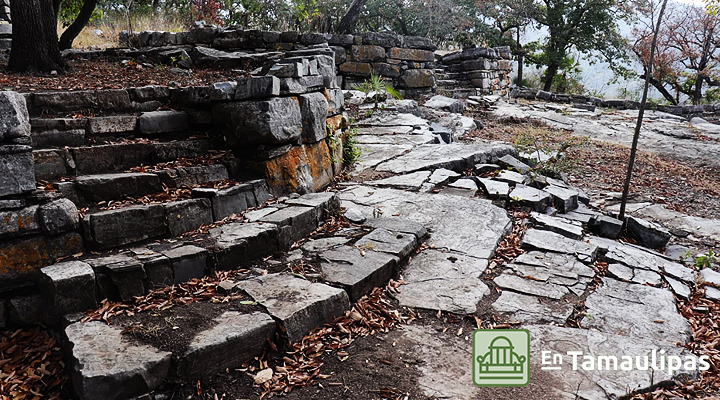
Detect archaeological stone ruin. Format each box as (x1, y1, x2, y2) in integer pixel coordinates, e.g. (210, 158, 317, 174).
(0, 20, 719, 400)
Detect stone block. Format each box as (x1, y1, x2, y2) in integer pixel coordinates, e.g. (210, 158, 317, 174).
(72, 143, 153, 175)
(87, 254, 147, 301)
(402, 36, 437, 51)
(66, 321, 171, 400)
(398, 69, 435, 88)
(137, 111, 190, 134)
(259, 206, 319, 247)
(180, 311, 276, 378)
(355, 228, 417, 259)
(162, 245, 208, 284)
(83, 205, 168, 250)
(209, 183, 256, 221)
(510, 184, 552, 212)
(0, 149, 35, 197)
(95, 90, 132, 111)
(284, 191, 340, 220)
(521, 228, 598, 263)
(0, 233, 84, 291)
(0, 205, 40, 238)
(338, 62, 372, 77)
(127, 85, 170, 102)
(163, 198, 213, 237)
(298, 92, 329, 143)
(626, 216, 671, 249)
(371, 62, 402, 78)
(361, 32, 401, 47)
(75, 172, 162, 202)
(260, 141, 334, 194)
(156, 164, 228, 188)
(319, 246, 398, 301)
(40, 261, 96, 319)
(589, 215, 623, 239)
(235, 76, 280, 100)
(209, 222, 280, 269)
(350, 45, 385, 62)
(324, 88, 344, 115)
(8, 295, 41, 326)
(212, 97, 302, 146)
(423, 95, 465, 114)
(237, 274, 350, 342)
(30, 129, 85, 148)
(0, 92, 30, 142)
(88, 116, 138, 134)
(38, 198, 79, 235)
(388, 47, 434, 62)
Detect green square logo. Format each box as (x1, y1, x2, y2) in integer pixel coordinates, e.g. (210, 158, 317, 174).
(473, 329, 530, 386)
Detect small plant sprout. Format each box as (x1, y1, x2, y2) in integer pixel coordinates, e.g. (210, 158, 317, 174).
(352, 74, 402, 109)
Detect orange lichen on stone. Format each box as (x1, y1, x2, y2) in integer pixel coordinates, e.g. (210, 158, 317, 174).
(261, 141, 334, 194)
(0, 233, 83, 278)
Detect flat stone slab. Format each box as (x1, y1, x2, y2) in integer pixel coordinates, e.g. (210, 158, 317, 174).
(355, 143, 413, 171)
(366, 171, 431, 191)
(492, 291, 573, 324)
(510, 184, 552, 212)
(605, 243, 696, 283)
(374, 142, 514, 174)
(340, 186, 510, 259)
(606, 263, 662, 286)
(395, 249, 489, 314)
(521, 229, 598, 263)
(236, 274, 350, 343)
(209, 222, 279, 270)
(526, 324, 699, 400)
(319, 246, 399, 301)
(354, 228, 418, 258)
(180, 311, 276, 378)
(66, 321, 172, 400)
(359, 113, 430, 127)
(301, 237, 349, 253)
(477, 178, 509, 198)
(495, 251, 595, 298)
(631, 204, 720, 242)
(583, 278, 691, 344)
(530, 212, 583, 239)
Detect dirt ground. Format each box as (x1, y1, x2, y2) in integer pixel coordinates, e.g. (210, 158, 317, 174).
(0, 59, 244, 93)
(466, 118, 720, 221)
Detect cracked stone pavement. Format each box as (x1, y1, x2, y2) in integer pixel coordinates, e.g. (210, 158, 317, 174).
(332, 97, 720, 399)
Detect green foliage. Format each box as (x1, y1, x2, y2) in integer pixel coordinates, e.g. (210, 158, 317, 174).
(526, 0, 630, 90)
(352, 74, 402, 109)
(512, 128, 586, 177)
(342, 126, 362, 166)
(325, 122, 341, 163)
(693, 250, 718, 270)
(59, 0, 105, 27)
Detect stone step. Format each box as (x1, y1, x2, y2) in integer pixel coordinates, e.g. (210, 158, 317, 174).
(81, 179, 272, 250)
(33, 138, 219, 181)
(57, 212, 424, 399)
(71, 163, 229, 204)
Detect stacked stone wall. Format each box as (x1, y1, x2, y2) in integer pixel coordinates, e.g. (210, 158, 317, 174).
(119, 26, 513, 97)
(436, 47, 513, 95)
(511, 87, 720, 122)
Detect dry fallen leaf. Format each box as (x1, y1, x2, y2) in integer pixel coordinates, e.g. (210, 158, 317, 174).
(254, 368, 274, 384)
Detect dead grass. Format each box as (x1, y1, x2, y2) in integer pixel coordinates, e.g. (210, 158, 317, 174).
(57, 13, 186, 49)
(466, 118, 720, 220)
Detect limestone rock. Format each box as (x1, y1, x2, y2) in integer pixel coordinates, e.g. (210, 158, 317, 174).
(40, 261, 96, 319)
(180, 312, 276, 378)
(213, 97, 302, 146)
(237, 274, 350, 343)
(397, 250, 489, 313)
(66, 321, 172, 400)
(319, 245, 398, 300)
(583, 278, 691, 344)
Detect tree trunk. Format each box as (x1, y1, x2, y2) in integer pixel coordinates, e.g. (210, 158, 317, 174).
(152, 0, 160, 12)
(542, 63, 559, 91)
(692, 75, 704, 105)
(8, 0, 64, 74)
(515, 28, 524, 85)
(337, 0, 368, 34)
(59, 0, 99, 50)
